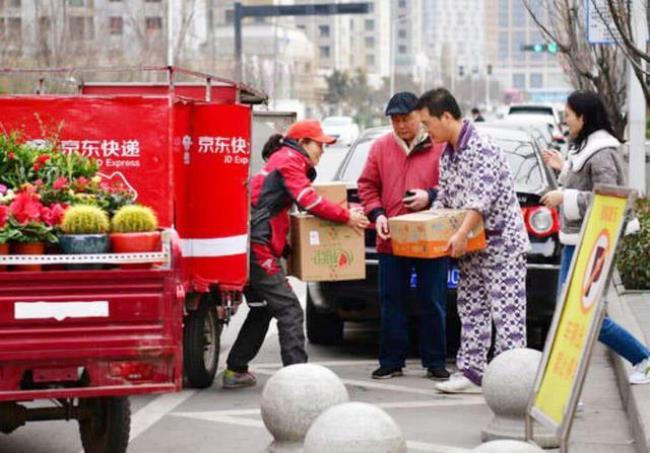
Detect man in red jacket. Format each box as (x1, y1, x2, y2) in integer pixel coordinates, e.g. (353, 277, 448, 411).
(358, 92, 450, 380)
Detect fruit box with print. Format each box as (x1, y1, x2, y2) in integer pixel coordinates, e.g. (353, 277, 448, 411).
(290, 213, 365, 281)
(389, 209, 487, 259)
(0, 67, 267, 447)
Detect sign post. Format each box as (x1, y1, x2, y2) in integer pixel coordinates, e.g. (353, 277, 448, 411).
(526, 185, 635, 452)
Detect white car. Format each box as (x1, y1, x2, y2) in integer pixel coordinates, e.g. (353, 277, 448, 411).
(507, 104, 567, 145)
(321, 116, 360, 147)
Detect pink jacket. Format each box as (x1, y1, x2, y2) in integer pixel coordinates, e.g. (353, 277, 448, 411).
(358, 132, 444, 254)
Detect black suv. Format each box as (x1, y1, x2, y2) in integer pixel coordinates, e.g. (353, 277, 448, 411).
(306, 124, 562, 353)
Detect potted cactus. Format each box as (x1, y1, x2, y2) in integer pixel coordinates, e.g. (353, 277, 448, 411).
(110, 205, 160, 268)
(59, 205, 110, 269)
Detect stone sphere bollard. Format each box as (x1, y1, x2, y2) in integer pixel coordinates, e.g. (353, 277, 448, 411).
(481, 348, 559, 448)
(472, 440, 544, 452)
(303, 402, 407, 453)
(261, 364, 349, 452)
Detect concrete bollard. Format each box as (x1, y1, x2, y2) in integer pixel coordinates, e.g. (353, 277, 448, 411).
(260, 364, 348, 452)
(303, 402, 407, 453)
(472, 439, 545, 452)
(481, 348, 559, 448)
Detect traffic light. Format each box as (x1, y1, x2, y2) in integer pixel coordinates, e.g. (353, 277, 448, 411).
(520, 42, 559, 54)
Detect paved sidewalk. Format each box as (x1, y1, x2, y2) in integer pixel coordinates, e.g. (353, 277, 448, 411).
(608, 277, 650, 453)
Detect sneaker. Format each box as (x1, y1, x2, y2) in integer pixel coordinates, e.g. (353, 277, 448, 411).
(435, 374, 482, 394)
(222, 369, 257, 389)
(630, 358, 650, 385)
(426, 367, 450, 380)
(371, 367, 403, 379)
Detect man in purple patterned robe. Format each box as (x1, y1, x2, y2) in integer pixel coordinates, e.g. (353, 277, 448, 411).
(415, 89, 530, 394)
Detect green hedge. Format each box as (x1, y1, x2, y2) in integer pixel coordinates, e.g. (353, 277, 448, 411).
(617, 197, 650, 290)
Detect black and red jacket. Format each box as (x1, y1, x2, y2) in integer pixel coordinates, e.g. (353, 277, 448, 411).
(250, 139, 349, 273)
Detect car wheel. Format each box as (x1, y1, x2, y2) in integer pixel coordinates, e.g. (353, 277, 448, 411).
(306, 289, 343, 345)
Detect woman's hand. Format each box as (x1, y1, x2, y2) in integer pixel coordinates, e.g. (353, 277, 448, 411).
(541, 189, 564, 208)
(347, 208, 370, 234)
(542, 149, 565, 172)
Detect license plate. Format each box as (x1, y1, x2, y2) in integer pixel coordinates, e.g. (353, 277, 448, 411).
(410, 267, 460, 289)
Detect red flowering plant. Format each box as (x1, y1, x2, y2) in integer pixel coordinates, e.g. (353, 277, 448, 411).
(4, 186, 60, 244)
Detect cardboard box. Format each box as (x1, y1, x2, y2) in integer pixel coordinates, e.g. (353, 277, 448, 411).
(389, 209, 487, 259)
(289, 213, 365, 281)
(313, 182, 348, 208)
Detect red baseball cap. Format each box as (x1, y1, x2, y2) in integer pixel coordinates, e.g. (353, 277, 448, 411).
(286, 120, 336, 145)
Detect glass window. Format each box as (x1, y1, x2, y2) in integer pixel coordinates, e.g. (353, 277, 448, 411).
(109, 16, 123, 35)
(513, 73, 526, 89)
(512, 1, 526, 27)
(318, 24, 330, 38)
(365, 36, 374, 47)
(319, 46, 330, 59)
(498, 0, 509, 27)
(498, 31, 509, 60)
(398, 29, 407, 39)
(496, 139, 545, 193)
(398, 0, 407, 8)
(145, 16, 162, 32)
(340, 139, 374, 183)
(0, 19, 4, 38)
(225, 10, 234, 24)
(398, 45, 407, 54)
(10, 0, 21, 6)
(366, 54, 375, 66)
(530, 73, 543, 88)
(69, 16, 85, 40)
(364, 19, 374, 31)
(513, 30, 526, 62)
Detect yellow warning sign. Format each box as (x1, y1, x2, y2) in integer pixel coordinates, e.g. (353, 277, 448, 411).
(531, 188, 629, 430)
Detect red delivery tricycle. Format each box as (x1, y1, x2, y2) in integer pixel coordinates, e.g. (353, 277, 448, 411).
(0, 66, 266, 451)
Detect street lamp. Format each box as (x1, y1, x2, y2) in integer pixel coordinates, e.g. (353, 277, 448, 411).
(390, 13, 412, 96)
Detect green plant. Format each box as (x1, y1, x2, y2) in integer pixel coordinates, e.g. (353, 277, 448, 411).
(111, 205, 158, 233)
(617, 197, 650, 290)
(61, 205, 110, 235)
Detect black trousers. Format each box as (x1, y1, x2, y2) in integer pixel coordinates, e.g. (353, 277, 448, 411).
(226, 256, 307, 372)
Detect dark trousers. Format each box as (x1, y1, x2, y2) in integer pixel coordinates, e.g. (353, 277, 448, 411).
(226, 256, 307, 373)
(378, 253, 449, 369)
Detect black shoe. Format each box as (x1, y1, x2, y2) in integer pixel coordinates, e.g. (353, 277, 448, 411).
(372, 367, 403, 379)
(427, 367, 450, 380)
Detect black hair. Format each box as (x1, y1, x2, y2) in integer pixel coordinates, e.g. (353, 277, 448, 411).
(566, 90, 621, 148)
(262, 134, 284, 161)
(415, 88, 462, 120)
(471, 107, 480, 114)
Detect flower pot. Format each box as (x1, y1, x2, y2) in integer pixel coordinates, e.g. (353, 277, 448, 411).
(110, 231, 161, 269)
(12, 242, 45, 272)
(0, 243, 8, 272)
(59, 234, 110, 270)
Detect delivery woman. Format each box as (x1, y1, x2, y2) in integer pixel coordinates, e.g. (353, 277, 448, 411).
(223, 119, 369, 389)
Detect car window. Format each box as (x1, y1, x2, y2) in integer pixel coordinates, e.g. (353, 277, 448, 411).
(492, 138, 546, 193)
(338, 134, 547, 194)
(338, 138, 374, 183)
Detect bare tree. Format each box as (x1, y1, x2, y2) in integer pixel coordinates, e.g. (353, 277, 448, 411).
(523, 0, 628, 137)
(597, 0, 650, 104)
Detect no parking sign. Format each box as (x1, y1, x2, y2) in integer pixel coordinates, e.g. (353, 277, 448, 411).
(527, 185, 635, 452)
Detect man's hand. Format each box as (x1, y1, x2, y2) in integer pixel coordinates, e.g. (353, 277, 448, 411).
(347, 208, 370, 234)
(403, 189, 430, 211)
(375, 214, 391, 240)
(447, 230, 468, 258)
(541, 189, 563, 208)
